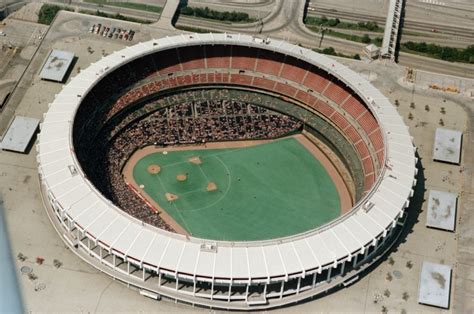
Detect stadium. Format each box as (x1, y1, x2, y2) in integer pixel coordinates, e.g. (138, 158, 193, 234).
(37, 33, 417, 310)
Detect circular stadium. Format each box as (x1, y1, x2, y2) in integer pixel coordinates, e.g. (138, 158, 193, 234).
(37, 33, 417, 310)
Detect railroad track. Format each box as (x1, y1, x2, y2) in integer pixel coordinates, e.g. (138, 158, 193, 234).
(307, 7, 474, 39)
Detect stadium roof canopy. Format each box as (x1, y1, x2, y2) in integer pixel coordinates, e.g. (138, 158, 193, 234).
(0, 116, 39, 152)
(418, 261, 452, 309)
(39, 49, 75, 82)
(37, 33, 417, 281)
(432, 128, 462, 164)
(426, 190, 457, 231)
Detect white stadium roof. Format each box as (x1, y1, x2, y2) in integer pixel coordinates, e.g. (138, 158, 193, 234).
(37, 34, 417, 280)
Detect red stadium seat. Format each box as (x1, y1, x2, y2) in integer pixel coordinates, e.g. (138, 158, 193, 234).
(331, 112, 350, 130)
(323, 81, 350, 104)
(274, 82, 298, 98)
(255, 49, 284, 76)
(357, 111, 379, 135)
(303, 66, 331, 93)
(341, 96, 367, 120)
(312, 99, 335, 118)
(178, 46, 206, 70)
(205, 45, 231, 68)
(231, 46, 257, 71)
(280, 56, 308, 84)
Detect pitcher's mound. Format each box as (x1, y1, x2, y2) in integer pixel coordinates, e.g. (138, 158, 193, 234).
(176, 174, 187, 182)
(188, 156, 202, 165)
(165, 193, 179, 202)
(147, 164, 161, 174)
(206, 182, 217, 192)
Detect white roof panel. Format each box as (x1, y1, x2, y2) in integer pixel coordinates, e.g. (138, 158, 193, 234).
(426, 190, 457, 231)
(39, 49, 75, 82)
(0, 116, 39, 152)
(418, 261, 452, 309)
(433, 128, 462, 164)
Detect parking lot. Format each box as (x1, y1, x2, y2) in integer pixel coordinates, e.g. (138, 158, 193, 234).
(89, 23, 136, 41)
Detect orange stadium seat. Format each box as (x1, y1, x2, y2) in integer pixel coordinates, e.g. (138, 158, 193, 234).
(178, 46, 206, 70)
(312, 99, 335, 118)
(280, 56, 309, 84)
(341, 96, 367, 120)
(205, 45, 231, 68)
(253, 77, 276, 91)
(255, 49, 284, 76)
(357, 111, 379, 135)
(344, 125, 363, 144)
(302, 66, 331, 93)
(362, 157, 374, 176)
(231, 46, 257, 71)
(274, 82, 298, 98)
(369, 129, 384, 153)
(330, 112, 350, 130)
(355, 141, 370, 160)
(323, 81, 350, 104)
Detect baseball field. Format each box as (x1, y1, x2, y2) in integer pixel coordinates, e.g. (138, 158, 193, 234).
(127, 136, 344, 241)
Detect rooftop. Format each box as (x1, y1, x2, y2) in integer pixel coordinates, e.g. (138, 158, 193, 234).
(418, 261, 452, 309)
(426, 190, 457, 231)
(432, 128, 462, 164)
(39, 49, 75, 82)
(0, 116, 39, 153)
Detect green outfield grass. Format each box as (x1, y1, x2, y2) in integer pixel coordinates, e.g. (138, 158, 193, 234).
(133, 137, 340, 241)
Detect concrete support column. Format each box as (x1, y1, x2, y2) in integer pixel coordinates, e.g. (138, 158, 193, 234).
(211, 280, 215, 300)
(312, 272, 317, 288)
(279, 281, 284, 299)
(245, 283, 250, 302)
(327, 267, 332, 282)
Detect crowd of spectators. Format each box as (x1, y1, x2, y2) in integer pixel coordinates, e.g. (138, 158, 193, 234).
(81, 93, 302, 232)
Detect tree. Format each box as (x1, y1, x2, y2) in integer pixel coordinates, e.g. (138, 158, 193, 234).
(322, 47, 336, 56)
(361, 34, 371, 44)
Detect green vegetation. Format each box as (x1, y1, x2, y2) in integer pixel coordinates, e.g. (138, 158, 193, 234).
(133, 138, 340, 241)
(179, 6, 255, 23)
(401, 42, 474, 63)
(38, 4, 73, 25)
(313, 46, 362, 60)
(310, 27, 383, 46)
(305, 15, 382, 32)
(84, 0, 162, 13)
(79, 9, 152, 24)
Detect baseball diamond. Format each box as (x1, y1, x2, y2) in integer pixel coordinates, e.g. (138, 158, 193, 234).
(126, 136, 342, 241)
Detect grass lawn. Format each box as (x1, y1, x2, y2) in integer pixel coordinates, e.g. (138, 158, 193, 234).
(133, 138, 340, 241)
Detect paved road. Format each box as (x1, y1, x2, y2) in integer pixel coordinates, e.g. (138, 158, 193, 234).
(40, 0, 474, 79)
(175, 0, 474, 79)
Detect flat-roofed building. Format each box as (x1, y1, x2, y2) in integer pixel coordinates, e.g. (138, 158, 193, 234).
(426, 190, 457, 231)
(433, 128, 462, 164)
(0, 116, 39, 153)
(418, 261, 452, 309)
(39, 49, 75, 82)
